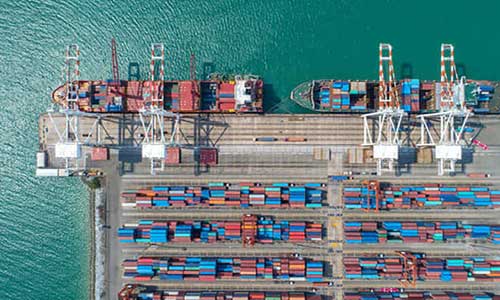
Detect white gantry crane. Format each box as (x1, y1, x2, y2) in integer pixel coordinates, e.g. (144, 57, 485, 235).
(362, 43, 406, 175)
(417, 44, 472, 176)
(139, 43, 181, 175)
(47, 44, 101, 173)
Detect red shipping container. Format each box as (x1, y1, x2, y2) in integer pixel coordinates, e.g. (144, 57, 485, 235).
(200, 148, 217, 165)
(165, 147, 181, 164)
(91, 147, 108, 161)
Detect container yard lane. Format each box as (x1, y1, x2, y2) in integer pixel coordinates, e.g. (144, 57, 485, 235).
(37, 112, 500, 300)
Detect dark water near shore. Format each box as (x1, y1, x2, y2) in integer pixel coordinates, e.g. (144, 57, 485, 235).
(1, 0, 500, 299)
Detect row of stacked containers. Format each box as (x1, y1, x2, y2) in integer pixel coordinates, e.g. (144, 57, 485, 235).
(319, 81, 368, 111)
(344, 221, 500, 244)
(344, 255, 500, 281)
(135, 291, 320, 300)
(121, 182, 325, 208)
(118, 218, 323, 244)
(345, 292, 499, 300)
(122, 257, 324, 282)
(343, 184, 500, 209)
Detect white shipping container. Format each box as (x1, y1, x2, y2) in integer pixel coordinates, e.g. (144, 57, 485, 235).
(36, 152, 46, 168)
(35, 168, 58, 177)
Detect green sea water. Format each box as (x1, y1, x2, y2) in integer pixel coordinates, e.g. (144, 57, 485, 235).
(1, 0, 500, 299)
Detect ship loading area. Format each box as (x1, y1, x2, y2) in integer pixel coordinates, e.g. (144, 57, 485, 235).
(38, 113, 500, 300)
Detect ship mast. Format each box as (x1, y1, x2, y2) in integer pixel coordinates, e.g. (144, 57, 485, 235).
(362, 43, 406, 175)
(417, 44, 471, 175)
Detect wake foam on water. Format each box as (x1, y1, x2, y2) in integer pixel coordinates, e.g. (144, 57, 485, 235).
(95, 188, 105, 300)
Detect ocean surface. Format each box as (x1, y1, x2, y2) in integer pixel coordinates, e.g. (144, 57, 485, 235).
(1, 0, 500, 299)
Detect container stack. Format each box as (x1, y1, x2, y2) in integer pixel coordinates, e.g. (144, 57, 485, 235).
(121, 183, 325, 208)
(164, 82, 180, 110)
(136, 291, 320, 300)
(124, 81, 143, 112)
(179, 81, 197, 111)
(331, 82, 349, 110)
(475, 84, 494, 113)
(351, 81, 368, 110)
(344, 255, 500, 281)
(118, 218, 323, 244)
(91, 83, 108, 112)
(305, 261, 323, 282)
(320, 87, 330, 108)
(200, 82, 217, 110)
(343, 184, 500, 210)
(410, 79, 420, 112)
(122, 257, 324, 281)
(118, 220, 168, 243)
(401, 80, 410, 111)
(344, 221, 500, 244)
(344, 291, 498, 300)
(420, 82, 435, 111)
(219, 82, 236, 111)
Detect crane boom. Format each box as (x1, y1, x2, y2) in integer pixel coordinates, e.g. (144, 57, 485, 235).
(111, 38, 119, 85)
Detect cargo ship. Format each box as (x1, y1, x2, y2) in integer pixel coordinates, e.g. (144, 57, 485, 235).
(290, 79, 500, 114)
(51, 74, 263, 113)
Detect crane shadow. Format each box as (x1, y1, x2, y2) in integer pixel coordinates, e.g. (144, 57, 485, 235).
(128, 62, 141, 80)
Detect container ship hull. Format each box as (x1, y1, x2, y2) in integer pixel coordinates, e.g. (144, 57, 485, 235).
(290, 79, 500, 114)
(52, 75, 263, 113)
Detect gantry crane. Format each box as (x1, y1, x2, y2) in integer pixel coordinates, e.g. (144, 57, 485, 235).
(139, 43, 181, 175)
(417, 44, 472, 175)
(396, 251, 419, 288)
(362, 180, 380, 213)
(362, 44, 406, 175)
(242, 214, 257, 247)
(47, 44, 101, 173)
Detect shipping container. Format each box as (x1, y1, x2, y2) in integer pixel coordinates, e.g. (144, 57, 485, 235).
(91, 147, 108, 161)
